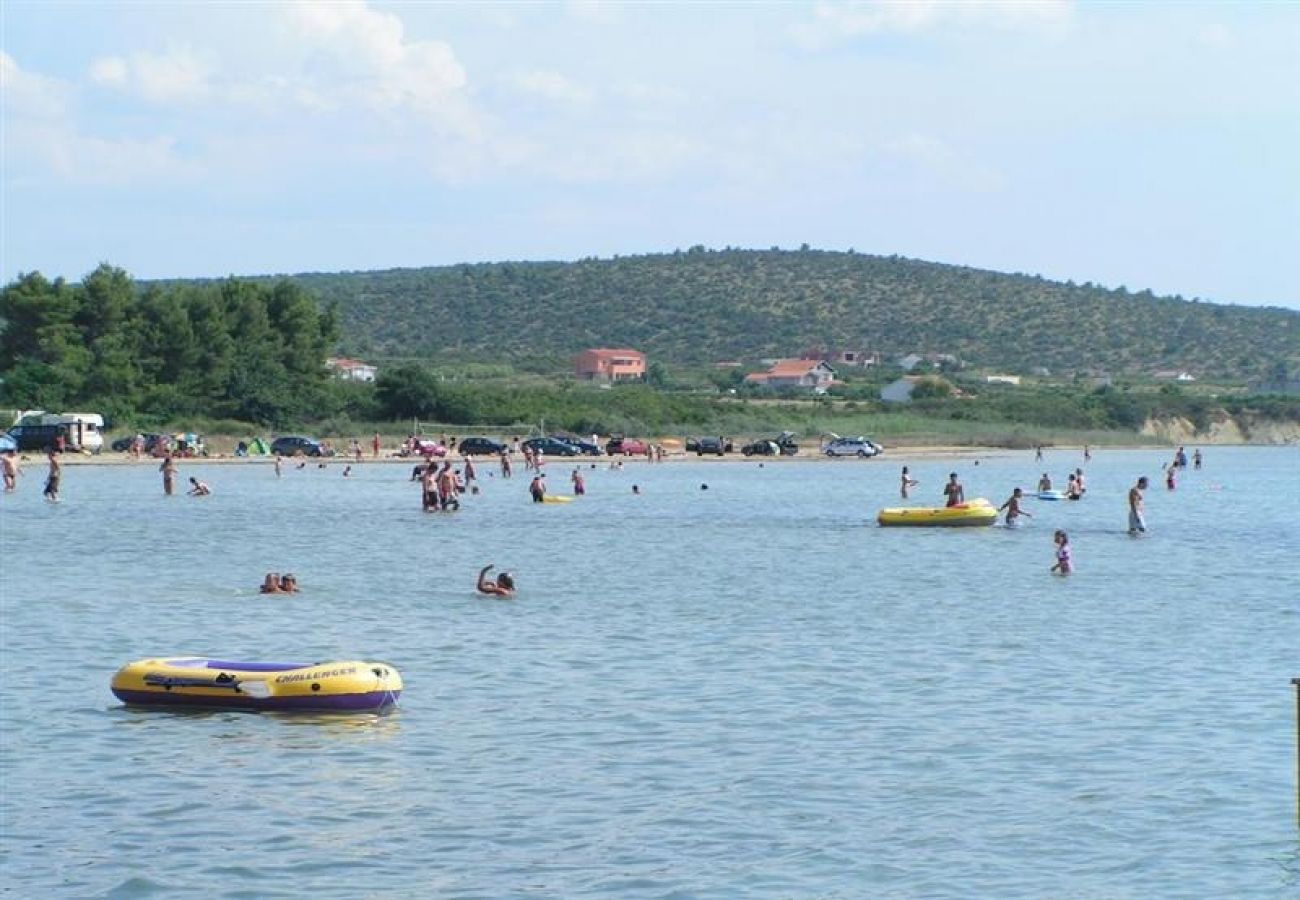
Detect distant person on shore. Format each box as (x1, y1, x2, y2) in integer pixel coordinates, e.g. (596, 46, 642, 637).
(1037, 473, 1052, 492)
(160, 453, 177, 496)
(187, 477, 211, 496)
(372, 432, 382, 458)
(477, 564, 515, 597)
(943, 473, 964, 507)
(1051, 530, 1073, 575)
(2, 450, 17, 492)
(999, 487, 1032, 526)
(1128, 476, 1149, 534)
(43, 450, 61, 501)
(1193, 448, 1202, 470)
(571, 467, 586, 496)
(900, 466, 918, 499)
(529, 473, 546, 502)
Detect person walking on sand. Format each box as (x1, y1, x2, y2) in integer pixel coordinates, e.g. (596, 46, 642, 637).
(477, 564, 515, 597)
(43, 450, 61, 501)
(999, 487, 1032, 526)
(2, 450, 18, 492)
(571, 467, 586, 496)
(1051, 530, 1073, 575)
(187, 477, 211, 496)
(1128, 476, 1149, 534)
(160, 452, 177, 496)
(900, 466, 918, 499)
(943, 472, 964, 508)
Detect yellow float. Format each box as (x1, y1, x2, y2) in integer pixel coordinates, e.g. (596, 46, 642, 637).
(876, 498, 998, 527)
(111, 657, 402, 712)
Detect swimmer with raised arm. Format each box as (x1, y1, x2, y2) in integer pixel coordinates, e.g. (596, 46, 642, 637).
(477, 564, 515, 597)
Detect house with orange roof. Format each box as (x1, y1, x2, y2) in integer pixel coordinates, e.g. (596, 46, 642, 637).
(744, 359, 836, 394)
(574, 348, 647, 382)
(326, 357, 378, 382)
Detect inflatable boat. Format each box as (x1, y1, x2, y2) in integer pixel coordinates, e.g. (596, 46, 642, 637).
(542, 494, 574, 504)
(877, 498, 998, 527)
(1036, 490, 1066, 501)
(111, 657, 402, 712)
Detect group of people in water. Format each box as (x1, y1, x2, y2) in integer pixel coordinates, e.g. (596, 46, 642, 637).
(259, 572, 299, 594)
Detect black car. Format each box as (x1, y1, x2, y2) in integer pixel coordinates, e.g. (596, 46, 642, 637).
(458, 436, 506, 456)
(5, 424, 65, 452)
(522, 436, 580, 457)
(690, 436, 731, 456)
(741, 431, 799, 457)
(552, 434, 603, 456)
(271, 435, 324, 457)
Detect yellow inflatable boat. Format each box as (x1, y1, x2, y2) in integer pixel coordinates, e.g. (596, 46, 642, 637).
(111, 657, 402, 712)
(877, 498, 998, 527)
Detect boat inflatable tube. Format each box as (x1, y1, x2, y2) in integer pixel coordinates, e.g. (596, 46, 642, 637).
(542, 495, 575, 504)
(877, 498, 998, 527)
(111, 657, 402, 712)
(1036, 490, 1066, 501)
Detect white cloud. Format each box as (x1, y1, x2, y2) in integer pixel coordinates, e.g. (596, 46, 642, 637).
(509, 70, 595, 106)
(88, 56, 127, 86)
(794, 0, 1073, 47)
(1, 51, 72, 119)
(90, 47, 213, 104)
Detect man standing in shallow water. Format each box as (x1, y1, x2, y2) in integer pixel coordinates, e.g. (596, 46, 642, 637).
(943, 472, 964, 507)
(160, 452, 177, 496)
(1128, 476, 1149, 534)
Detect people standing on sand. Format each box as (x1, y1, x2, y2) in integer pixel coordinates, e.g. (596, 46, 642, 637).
(572, 467, 586, 496)
(1051, 530, 1073, 575)
(1037, 473, 1052, 492)
(1128, 476, 1149, 534)
(900, 466, 918, 499)
(187, 477, 211, 496)
(372, 432, 382, 458)
(529, 473, 546, 502)
(943, 472, 964, 507)
(500, 448, 513, 478)
(43, 450, 61, 501)
(2, 450, 17, 492)
(160, 453, 177, 496)
(477, 564, 515, 597)
(999, 488, 1032, 526)
(1193, 448, 1202, 470)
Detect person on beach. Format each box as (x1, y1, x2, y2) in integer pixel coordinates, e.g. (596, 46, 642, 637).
(2, 450, 17, 492)
(160, 453, 177, 496)
(943, 472, 964, 507)
(1037, 473, 1052, 492)
(999, 487, 1032, 526)
(372, 432, 381, 458)
(260, 573, 283, 594)
(43, 449, 61, 501)
(900, 466, 918, 499)
(1193, 448, 1202, 470)
(477, 564, 515, 597)
(187, 477, 211, 496)
(1051, 530, 1073, 575)
(342, 466, 352, 477)
(1128, 476, 1149, 534)
(1176, 446, 1188, 468)
(571, 467, 586, 496)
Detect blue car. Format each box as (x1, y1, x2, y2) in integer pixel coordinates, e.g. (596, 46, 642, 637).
(0, 433, 17, 453)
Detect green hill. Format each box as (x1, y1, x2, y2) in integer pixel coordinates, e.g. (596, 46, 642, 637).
(276, 249, 1296, 379)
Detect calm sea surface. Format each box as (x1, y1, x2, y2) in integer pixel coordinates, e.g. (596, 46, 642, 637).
(2, 446, 1297, 898)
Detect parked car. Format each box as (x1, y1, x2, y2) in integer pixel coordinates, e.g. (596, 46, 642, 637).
(524, 436, 580, 457)
(552, 434, 603, 455)
(412, 438, 448, 458)
(690, 436, 731, 456)
(270, 435, 325, 457)
(0, 433, 16, 454)
(111, 432, 167, 453)
(457, 437, 506, 456)
(605, 434, 649, 456)
(741, 431, 799, 457)
(823, 436, 884, 458)
(4, 424, 66, 452)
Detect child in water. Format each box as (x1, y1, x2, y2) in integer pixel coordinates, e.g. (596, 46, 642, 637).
(1050, 530, 1072, 575)
(999, 487, 1032, 526)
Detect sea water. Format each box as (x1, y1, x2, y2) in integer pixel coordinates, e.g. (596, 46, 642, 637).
(1, 446, 1297, 898)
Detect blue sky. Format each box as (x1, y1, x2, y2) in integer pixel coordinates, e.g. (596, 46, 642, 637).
(2, 1, 1297, 309)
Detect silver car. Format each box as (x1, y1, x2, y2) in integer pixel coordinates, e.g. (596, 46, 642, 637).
(823, 436, 883, 457)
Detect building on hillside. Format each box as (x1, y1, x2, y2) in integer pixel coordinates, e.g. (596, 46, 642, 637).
(880, 376, 921, 404)
(896, 353, 924, 371)
(1153, 370, 1196, 382)
(574, 348, 647, 382)
(985, 374, 1022, 386)
(800, 347, 877, 368)
(745, 359, 836, 394)
(326, 357, 378, 382)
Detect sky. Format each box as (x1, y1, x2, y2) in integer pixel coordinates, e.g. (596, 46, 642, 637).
(2, 1, 1298, 309)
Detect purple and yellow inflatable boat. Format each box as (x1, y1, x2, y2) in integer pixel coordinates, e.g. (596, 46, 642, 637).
(111, 657, 402, 712)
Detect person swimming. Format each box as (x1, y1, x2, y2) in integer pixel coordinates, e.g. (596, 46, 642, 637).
(187, 477, 211, 496)
(476, 564, 515, 597)
(279, 573, 299, 593)
(260, 573, 283, 594)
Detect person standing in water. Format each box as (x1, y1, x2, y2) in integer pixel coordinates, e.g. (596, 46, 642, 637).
(999, 487, 1032, 526)
(943, 472, 964, 507)
(900, 466, 918, 499)
(43, 449, 61, 501)
(1128, 476, 1149, 534)
(2, 450, 18, 492)
(571, 467, 586, 496)
(160, 452, 177, 496)
(1037, 473, 1052, 492)
(273, 453, 283, 478)
(1083, 444, 1092, 463)
(1193, 448, 1202, 470)
(477, 564, 515, 597)
(500, 448, 513, 478)
(1050, 530, 1073, 575)
(529, 473, 546, 502)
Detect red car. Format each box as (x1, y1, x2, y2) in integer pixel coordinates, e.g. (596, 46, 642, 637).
(409, 438, 447, 458)
(605, 435, 649, 456)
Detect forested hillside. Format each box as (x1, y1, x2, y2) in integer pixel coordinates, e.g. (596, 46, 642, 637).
(275, 249, 1297, 379)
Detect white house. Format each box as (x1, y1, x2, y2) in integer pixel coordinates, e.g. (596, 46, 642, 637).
(745, 359, 837, 394)
(326, 357, 378, 382)
(985, 374, 1022, 386)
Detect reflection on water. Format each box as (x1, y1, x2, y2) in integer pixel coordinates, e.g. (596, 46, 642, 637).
(2, 447, 1298, 897)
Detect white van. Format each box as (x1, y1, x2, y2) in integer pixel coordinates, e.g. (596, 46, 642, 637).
(42, 413, 105, 454)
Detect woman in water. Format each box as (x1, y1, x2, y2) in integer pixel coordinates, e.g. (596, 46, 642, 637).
(477, 564, 515, 597)
(571, 467, 586, 496)
(900, 466, 918, 499)
(1050, 530, 1073, 575)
